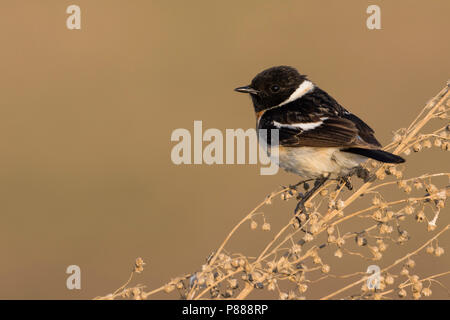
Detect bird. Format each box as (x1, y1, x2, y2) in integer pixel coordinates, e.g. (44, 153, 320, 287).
(235, 66, 405, 211)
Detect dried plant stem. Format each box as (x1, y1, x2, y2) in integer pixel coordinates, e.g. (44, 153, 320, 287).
(320, 224, 450, 300)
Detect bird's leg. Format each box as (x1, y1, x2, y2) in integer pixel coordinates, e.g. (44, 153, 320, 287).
(294, 176, 328, 216)
(288, 178, 314, 191)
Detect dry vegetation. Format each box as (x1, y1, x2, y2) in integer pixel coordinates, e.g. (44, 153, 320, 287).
(96, 82, 450, 300)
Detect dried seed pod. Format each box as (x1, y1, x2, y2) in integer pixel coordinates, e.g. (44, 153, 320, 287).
(422, 287, 432, 297)
(416, 211, 426, 222)
(321, 264, 330, 274)
(422, 140, 432, 148)
(262, 222, 271, 231)
(385, 275, 395, 285)
(355, 234, 367, 247)
(434, 247, 444, 257)
(413, 143, 422, 152)
(406, 259, 416, 268)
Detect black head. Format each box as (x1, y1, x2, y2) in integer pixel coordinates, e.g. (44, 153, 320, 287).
(235, 66, 308, 112)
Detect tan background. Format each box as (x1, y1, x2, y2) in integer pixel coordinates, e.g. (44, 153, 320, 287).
(0, 0, 448, 299)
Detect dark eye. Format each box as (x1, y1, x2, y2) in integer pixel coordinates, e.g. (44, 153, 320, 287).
(271, 85, 280, 92)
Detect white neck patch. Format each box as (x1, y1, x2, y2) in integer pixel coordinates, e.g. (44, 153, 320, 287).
(278, 80, 314, 107)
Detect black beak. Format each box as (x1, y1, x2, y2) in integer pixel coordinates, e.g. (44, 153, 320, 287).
(234, 86, 259, 94)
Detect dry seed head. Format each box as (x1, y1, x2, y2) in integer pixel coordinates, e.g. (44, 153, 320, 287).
(327, 225, 335, 235)
(404, 206, 414, 215)
(334, 249, 343, 258)
(328, 200, 336, 209)
(198, 277, 205, 286)
(422, 140, 432, 148)
(361, 283, 369, 293)
(372, 210, 383, 221)
(393, 133, 402, 143)
(412, 292, 421, 300)
(310, 223, 320, 234)
(250, 220, 257, 230)
(379, 224, 393, 234)
(287, 291, 297, 300)
(303, 233, 314, 242)
(134, 257, 145, 273)
(336, 200, 345, 210)
(387, 166, 397, 175)
(422, 287, 432, 297)
(299, 213, 307, 222)
(410, 275, 420, 283)
(356, 236, 367, 247)
(397, 180, 407, 189)
(443, 142, 450, 151)
(262, 222, 271, 231)
(398, 288, 407, 298)
(376, 171, 386, 180)
(336, 237, 346, 247)
(164, 284, 175, 293)
(413, 143, 422, 152)
(428, 223, 437, 232)
(400, 268, 409, 276)
(372, 197, 381, 206)
(327, 235, 336, 243)
(406, 259, 416, 268)
(426, 246, 435, 254)
(321, 264, 331, 274)
(394, 170, 403, 179)
(298, 283, 308, 293)
(313, 256, 322, 265)
(434, 138, 442, 147)
(413, 180, 423, 190)
(416, 211, 426, 222)
(378, 241, 387, 252)
(385, 275, 395, 285)
(434, 247, 444, 257)
(291, 244, 302, 255)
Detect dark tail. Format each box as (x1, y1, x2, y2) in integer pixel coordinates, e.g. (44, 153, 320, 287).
(343, 148, 405, 164)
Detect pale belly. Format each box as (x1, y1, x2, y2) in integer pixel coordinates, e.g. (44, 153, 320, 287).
(270, 146, 367, 179)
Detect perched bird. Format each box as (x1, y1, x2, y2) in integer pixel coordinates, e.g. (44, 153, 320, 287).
(235, 66, 404, 207)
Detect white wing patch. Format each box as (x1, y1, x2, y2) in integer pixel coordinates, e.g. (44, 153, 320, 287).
(273, 119, 326, 131)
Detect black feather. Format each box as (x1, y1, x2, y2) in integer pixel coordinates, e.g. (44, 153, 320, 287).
(342, 148, 405, 164)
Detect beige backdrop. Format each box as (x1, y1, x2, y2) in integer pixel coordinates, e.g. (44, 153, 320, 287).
(0, 0, 448, 299)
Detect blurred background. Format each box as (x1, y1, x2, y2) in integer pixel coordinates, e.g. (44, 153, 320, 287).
(0, 0, 448, 299)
